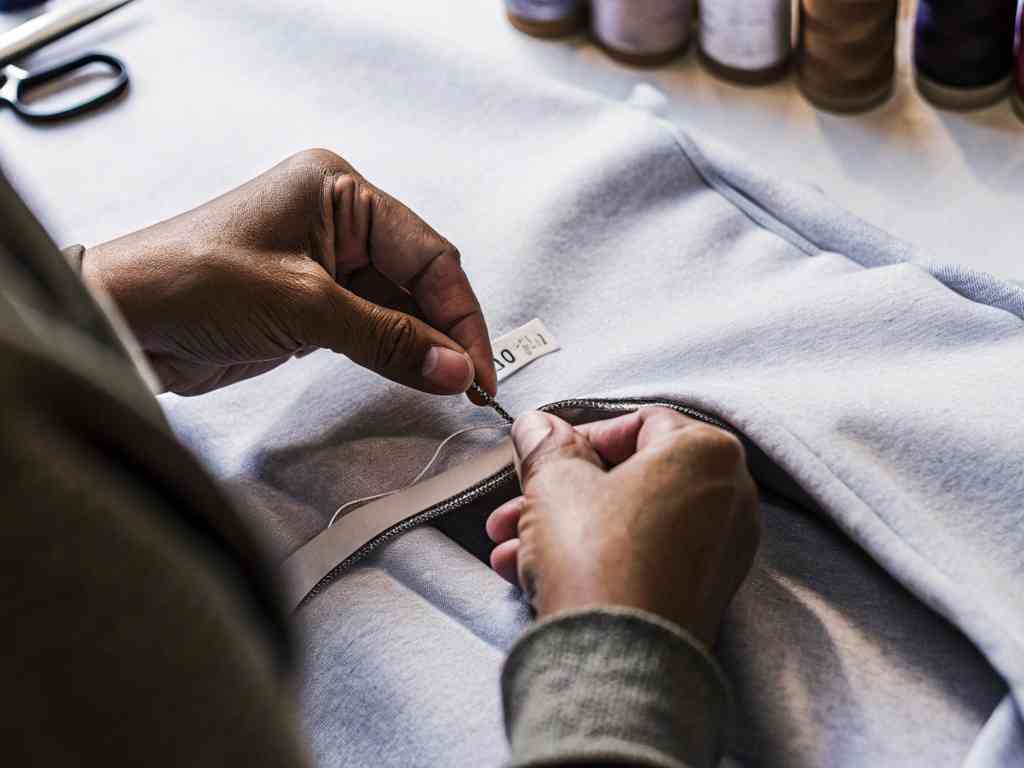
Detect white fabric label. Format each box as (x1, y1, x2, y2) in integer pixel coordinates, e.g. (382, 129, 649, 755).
(491, 318, 560, 382)
(699, 0, 791, 71)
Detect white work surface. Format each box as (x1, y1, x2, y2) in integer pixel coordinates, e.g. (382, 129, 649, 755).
(2, 0, 1022, 280)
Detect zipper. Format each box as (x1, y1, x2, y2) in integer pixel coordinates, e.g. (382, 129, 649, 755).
(537, 396, 728, 429)
(299, 397, 729, 607)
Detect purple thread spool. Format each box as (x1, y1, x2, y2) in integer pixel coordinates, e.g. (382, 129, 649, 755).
(505, 0, 587, 38)
(914, 0, 1017, 110)
(591, 0, 695, 66)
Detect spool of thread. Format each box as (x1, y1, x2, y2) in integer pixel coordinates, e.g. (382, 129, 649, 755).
(505, 0, 587, 39)
(796, 0, 899, 114)
(914, 0, 1017, 110)
(591, 0, 695, 66)
(1015, 0, 1024, 119)
(0, 0, 47, 9)
(699, 0, 792, 84)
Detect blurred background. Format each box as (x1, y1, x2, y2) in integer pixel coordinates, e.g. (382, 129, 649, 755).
(2, 0, 1022, 279)
(498, 0, 1023, 280)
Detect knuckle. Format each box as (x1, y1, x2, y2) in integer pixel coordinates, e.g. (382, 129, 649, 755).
(516, 502, 539, 539)
(522, 434, 595, 486)
(371, 186, 392, 217)
(645, 405, 686, 423)
(691, 424, 745, 465)
(526, 440, 573, 473)
(518, 444, 558, 485)
(282, 268, 337, 345)
(655, 424, 747, 480)
(286, 261, 332, 303)
(334, 173, 357, 198)
(440, 241, 461, 265)
(291, 148, 349, 175)
(281, 151, 358, 207)
(370, 310, 418, 371)
(310, 274, 341, 318)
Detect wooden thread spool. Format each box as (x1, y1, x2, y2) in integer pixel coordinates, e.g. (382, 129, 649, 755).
(505, 0, 587, 39)
(796, 0, 899, 113)
(699, 0, 792, 85)
(590, 0, 695, 66)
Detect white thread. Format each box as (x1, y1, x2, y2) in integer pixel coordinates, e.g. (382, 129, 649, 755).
(591, 0, 694, 56)
(700, 0, 791, 72)
(326, 423, 510, 530)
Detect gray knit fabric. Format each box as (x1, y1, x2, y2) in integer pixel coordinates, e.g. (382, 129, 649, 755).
(503, 608, 730, 768)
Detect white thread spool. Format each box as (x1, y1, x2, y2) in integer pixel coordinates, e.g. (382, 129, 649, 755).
(591, 0, 695, 66)
(699, 0, 792, 84)
(505, 0, 586, 38)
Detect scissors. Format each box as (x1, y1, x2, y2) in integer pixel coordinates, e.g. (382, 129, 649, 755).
(0, 0, 135, 122)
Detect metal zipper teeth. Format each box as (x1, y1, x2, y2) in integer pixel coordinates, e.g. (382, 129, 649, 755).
(302, 466, 517, 606)
(538, 397, 728, 430)
(299, 397, 726, 607)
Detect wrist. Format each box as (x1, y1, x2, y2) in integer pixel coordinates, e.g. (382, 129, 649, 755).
(79, 239, 155, 350)
(71, 242, 166, 395)
(80, 244, 109, 297)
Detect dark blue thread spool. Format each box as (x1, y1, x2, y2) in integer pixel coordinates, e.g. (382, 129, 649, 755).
(914, 0, 1017, 110)
(0, 0, 48, 10)
(1015, 0, 1024, 119)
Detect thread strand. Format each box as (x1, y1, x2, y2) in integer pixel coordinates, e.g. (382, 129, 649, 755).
(326, 423, 510, 529)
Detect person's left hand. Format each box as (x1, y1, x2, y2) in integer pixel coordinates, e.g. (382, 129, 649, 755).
(83, 149, 496, 398)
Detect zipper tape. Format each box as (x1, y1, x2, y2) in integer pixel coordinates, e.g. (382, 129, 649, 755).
(282, 438, 515, 612)
(283, 399, 726, 612)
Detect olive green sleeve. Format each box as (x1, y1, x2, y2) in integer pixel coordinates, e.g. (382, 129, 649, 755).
(502, 607, 732, 768)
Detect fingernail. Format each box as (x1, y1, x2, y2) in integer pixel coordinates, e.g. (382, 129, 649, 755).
(512, 411, 553, 479)
(422, 346, 473, 393)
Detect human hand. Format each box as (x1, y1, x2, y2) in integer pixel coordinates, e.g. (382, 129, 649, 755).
(83, 149, 496, 398)
(486, 407, 760, 647)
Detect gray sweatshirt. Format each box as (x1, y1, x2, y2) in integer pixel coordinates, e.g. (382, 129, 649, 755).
(5, 6, 1024, 763)
(0, 170, 726, 767)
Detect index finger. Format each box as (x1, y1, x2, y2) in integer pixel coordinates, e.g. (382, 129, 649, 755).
(575, 406, 704, 466)
(361, 183, 497, 397)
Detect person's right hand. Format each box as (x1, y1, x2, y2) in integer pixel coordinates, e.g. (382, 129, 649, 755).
(485, 407, 760, 648)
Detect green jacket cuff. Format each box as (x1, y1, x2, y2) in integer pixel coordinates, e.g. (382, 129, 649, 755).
(62, 244, 86, 275)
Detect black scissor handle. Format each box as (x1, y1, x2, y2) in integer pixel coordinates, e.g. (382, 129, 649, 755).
(8, 52, 129, 122)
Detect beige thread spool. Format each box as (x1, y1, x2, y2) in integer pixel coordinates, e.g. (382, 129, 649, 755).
(796, 0, 899, 113)
(591, 0, 695, 66)
(699, 0, 792, 84)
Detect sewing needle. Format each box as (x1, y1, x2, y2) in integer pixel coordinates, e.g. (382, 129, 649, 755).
(470, 382, 514, 425)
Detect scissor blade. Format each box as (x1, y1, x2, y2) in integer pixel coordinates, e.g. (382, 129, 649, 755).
(0, 0, 136, 69)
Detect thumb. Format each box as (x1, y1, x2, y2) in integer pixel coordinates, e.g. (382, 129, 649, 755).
(512, 412, 605, 494)
(307, 280, 476, 395)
